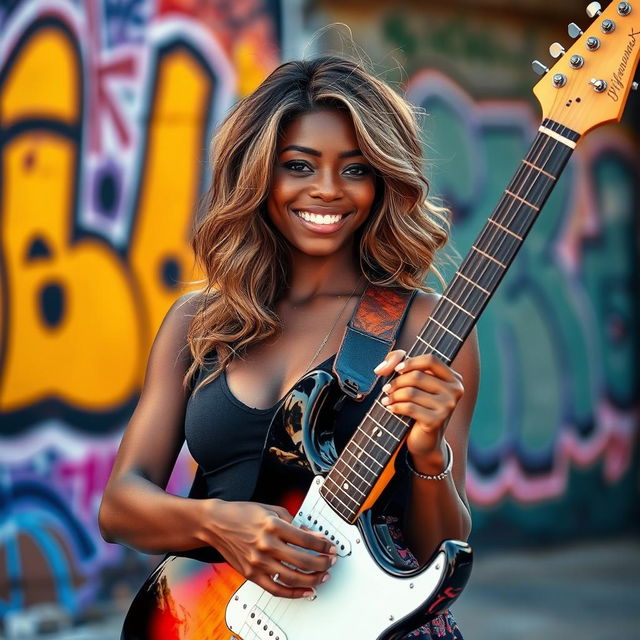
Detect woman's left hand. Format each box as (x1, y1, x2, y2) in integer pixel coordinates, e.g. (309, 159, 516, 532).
(373, 349, 464, 468)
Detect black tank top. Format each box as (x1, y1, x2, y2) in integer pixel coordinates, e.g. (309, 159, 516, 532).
(184, 352, 392, 503)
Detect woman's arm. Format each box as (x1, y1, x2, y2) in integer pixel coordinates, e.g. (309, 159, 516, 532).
(98, 292, 336, 598)
(98, 291, 206, 552)
(373, 291, 479, 564)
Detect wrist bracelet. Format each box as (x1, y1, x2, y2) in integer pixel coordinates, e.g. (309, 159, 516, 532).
(405, 441, 453, 480)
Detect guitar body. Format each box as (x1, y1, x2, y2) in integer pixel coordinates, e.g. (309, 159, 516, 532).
(122, 369, 472, 640)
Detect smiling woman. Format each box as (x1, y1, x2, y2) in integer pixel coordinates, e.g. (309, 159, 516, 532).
(100, 56, 478, 640)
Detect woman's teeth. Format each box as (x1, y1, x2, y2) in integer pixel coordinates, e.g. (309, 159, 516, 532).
(295, 210, 345, 225)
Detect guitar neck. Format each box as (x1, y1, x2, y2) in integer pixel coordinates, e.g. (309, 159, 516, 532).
(320, 118, 580, 523)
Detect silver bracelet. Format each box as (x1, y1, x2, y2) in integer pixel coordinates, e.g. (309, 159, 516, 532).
(405, 441, 453, 480)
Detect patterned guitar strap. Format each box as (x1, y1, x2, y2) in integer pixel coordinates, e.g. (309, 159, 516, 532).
(333, 284, 416, 404)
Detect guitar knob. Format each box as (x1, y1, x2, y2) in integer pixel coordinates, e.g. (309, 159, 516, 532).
(568, 22, 584, 38)
(586, 36, 601, 50)
(617, 2, 632, 15)
(588, 78, 607, 92)
(601, 18, 616, 32)
(632, 82, 639, 91)
(532, 60, 549, 76)
(586, 1, 602, 17)
(549, 42, 566, 58)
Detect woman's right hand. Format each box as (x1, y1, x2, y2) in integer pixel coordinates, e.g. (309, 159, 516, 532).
(205, 500, 337, 598)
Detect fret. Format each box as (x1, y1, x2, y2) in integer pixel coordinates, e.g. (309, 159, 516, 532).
(430, 303, 475, 347)
(488, 217, 523, 241)
(329, 465, 368, 497)
(374, 399, 410, 426)
(471, 245, 506, 269)
(504, 189, 540, 211)
(456, 271, 490, 296)
(522, 159, 556, 180)
(334, 454, 374, 484)
(348, 439, 384, 468)
(320, 484, 357, 518)
(323, 475, 363, 504)
(429, 317, 464, 342)
(441, 295, 476, 319)
(364, 414, 401, 441)
(416, 334, 449, 360)
(359, 428, 393, 454)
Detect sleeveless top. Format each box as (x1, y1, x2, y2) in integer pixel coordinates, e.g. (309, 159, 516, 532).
(184, 352, 393, 504)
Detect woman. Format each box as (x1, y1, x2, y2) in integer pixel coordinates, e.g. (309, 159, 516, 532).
(99, 56, 479, 639)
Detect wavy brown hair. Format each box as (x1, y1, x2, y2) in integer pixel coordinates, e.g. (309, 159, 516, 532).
(185, 56, 449, 393)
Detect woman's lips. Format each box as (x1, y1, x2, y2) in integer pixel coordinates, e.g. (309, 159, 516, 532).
(291, 208, 353, 234)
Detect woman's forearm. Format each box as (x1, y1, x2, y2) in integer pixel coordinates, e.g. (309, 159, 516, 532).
(404, 445, 472, 564)
(99, 474, 213, 554)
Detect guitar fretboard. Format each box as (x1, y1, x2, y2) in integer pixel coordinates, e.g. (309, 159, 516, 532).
(320, 119, 580, 523)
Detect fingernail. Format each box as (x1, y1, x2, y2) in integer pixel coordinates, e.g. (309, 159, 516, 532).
(382, 383, 391, 393)
(373, 360, 388, 373)
(322, 573, 331, 583)
(381, 396, 389, 405)
(331, 555, 337, 565)
(395, 362, 405, 372)
(304, 589, 317, 600)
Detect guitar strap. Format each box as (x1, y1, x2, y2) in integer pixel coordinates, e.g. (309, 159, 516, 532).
(333, 284, 416, 401)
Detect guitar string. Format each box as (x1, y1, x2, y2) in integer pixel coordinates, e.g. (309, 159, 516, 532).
(245, 128, 569, 627)
(324, 126, 568, 517)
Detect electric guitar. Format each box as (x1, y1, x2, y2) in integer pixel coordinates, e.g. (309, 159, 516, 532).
(122, 3, 639, 638)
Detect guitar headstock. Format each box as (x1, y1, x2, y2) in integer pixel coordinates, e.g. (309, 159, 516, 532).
(533, 1, 639, 135)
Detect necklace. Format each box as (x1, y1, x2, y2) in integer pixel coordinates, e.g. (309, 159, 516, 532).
(301, 276, 363, 374)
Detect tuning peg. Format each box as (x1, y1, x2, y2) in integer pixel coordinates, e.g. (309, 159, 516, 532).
(568, 22, 584, 38)
(549, 42, 566, 58)
(586, 2, 602, 18)
(532, 60, 549, 76)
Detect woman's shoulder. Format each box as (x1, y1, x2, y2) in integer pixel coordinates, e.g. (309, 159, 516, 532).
(396, 288, 440, 353)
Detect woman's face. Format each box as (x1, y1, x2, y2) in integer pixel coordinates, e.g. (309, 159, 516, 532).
(266, 108, 377, 258)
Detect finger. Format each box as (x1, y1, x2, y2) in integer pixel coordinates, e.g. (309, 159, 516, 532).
(254, 573, 320, 600)
(272, 541, 336, 574)
(395, 353, 461, 382)
(268, 561, 331, 589)
(275, 520, 337, 555)
(383, 400, 444, 425)
(373, 349, 406, 376)
(382, 370, 450, 396)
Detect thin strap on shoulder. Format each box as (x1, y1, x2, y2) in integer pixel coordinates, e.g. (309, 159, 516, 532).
(333, 284, 416, 401)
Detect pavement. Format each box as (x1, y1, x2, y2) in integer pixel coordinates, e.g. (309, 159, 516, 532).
(1, 536, 638, 639)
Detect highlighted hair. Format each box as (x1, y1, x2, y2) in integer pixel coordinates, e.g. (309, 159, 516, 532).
(186, 56, 449, 393)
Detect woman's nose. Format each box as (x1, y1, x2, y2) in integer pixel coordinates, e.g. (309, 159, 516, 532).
(308, 170, 343, 200)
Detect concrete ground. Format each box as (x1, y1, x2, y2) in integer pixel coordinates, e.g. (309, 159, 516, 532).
(2, 537, 638, 639)
(453, 536, 640, 639)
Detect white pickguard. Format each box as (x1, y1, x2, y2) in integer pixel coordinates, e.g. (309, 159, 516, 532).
(225, 476, 449, 640)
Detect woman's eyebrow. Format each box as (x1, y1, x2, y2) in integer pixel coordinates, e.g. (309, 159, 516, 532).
(280, 144, 363, 158)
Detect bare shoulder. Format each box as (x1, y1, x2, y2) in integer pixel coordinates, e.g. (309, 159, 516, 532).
(396, 289, 440, 353)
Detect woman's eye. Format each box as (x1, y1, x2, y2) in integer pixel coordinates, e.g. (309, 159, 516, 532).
(344, 164, 371, 177)
(284, 161, 312, 173)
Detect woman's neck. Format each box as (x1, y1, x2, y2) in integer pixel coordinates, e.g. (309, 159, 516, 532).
(285, 244, 363, 305)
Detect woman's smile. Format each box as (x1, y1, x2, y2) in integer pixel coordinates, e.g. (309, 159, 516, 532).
(291, 206, 354, 233)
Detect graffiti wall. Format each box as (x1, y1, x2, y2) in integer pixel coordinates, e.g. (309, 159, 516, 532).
(0, 0, 638, 623)
(0, 0, 281, 620)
